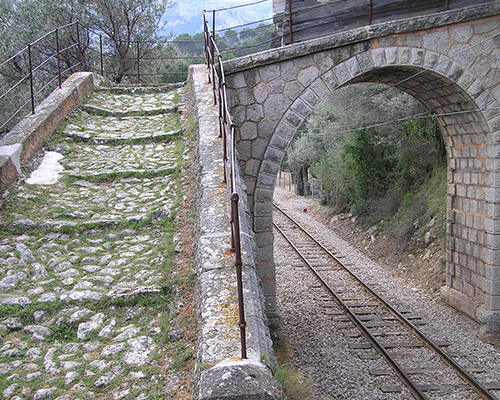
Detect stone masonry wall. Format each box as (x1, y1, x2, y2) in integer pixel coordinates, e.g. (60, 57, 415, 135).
(187, 64, 282, 400)
(223, 3, 500, 330)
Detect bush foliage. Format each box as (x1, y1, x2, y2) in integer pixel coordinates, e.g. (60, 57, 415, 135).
(284, 83, 447, 231)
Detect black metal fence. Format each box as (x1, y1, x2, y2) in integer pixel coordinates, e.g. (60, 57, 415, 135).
(0, 22, 204, 136)
(84, 35, 203, 85)
(0, 22, 83, 134)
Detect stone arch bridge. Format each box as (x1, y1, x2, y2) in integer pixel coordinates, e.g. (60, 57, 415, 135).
(223, 3, 500, 331)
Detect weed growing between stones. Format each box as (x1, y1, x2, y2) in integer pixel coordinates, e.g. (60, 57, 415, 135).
(0, 86, 198, 399)
(272, 335, 313, 399)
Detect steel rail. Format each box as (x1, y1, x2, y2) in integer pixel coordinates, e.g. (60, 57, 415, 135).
(273, 203, 497, 400)
(273, 218, 427, 400)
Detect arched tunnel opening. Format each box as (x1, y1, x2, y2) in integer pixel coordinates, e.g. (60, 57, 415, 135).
(277, 81, 448, 286)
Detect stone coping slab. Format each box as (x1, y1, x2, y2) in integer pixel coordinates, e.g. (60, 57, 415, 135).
(187, 64, 282, 399)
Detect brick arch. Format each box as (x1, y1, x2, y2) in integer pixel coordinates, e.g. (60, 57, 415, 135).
(226, 30, 500, 330)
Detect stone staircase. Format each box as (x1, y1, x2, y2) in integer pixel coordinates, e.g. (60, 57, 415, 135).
(0, 85, 196, 399)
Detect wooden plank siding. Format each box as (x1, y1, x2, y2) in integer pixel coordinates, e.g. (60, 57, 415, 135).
(275, 0, 491, 45)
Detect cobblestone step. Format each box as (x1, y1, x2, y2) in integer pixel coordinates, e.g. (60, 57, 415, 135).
(63, 115, 182, 143)
(0, 85, 194, 399)
(84, 89, 178, 114)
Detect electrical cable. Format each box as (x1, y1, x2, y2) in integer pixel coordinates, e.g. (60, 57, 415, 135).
(220, 37, 274, 55)
(216, 17, 275, 34)
(212, 0, 271, 13)
(301, 106, 500, 138)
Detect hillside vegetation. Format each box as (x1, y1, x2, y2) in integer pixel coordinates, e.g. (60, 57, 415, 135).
(284, 83, 448, 255)
(163, 24, 275, 82)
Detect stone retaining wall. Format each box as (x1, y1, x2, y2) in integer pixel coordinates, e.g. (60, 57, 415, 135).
(186, 64, 282, 399)
(0, 72, 105, 195)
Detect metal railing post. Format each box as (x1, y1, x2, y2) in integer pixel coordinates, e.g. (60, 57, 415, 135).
(137, 41, 140, 83)
(99, 35, 104, 76)
(287, 0, 293, 44)
(211, 10, 216, 89)
(55, 28, 62, 88)
(27, 44, 35, 114)
(231, 192, 247, 360)
(76, 22, 82, 71)
(212, 10, 216, 47)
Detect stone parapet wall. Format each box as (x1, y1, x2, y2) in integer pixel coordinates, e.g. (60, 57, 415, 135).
(187, 64, 281, 400)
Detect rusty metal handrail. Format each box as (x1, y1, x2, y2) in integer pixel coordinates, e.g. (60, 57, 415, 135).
(203, 10, 247, 360)
(0, 23, 204, 135)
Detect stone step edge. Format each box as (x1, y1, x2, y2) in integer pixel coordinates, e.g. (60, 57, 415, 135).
(97, 82, 184, 94)
(66, 165, 178, 180)
(81, 103, 178, 118)
(0, 285, 164, 308)
(7, 212, 173, 232)
(63, 128, 183, 144)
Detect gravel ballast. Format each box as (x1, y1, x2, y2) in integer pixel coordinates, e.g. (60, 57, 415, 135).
(273, 187, 500, 400)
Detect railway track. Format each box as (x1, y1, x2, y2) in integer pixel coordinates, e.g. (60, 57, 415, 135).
(273, 203, 500, 400)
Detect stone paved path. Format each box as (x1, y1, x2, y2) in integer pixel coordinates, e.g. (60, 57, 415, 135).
(0, 86, 195, 399)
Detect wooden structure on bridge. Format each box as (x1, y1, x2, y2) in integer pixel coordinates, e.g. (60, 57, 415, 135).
(273, 0, 493, 45)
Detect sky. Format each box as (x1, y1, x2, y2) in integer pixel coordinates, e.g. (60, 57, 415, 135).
(160, 0, 273, 37)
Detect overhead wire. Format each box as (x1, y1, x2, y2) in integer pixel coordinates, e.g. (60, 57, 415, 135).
(221, 38, 274, 55)
(216, 17, 275, 34)
(301, 106, 500, 139)
(202, 0, 500, 139)
(212, 0, 271, 13)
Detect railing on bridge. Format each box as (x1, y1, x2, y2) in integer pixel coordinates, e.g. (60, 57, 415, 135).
(203, 11, 248, 360)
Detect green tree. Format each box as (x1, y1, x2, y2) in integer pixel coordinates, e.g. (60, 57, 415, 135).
(173, 32, 204, 57)
(0, 0, 16, 56)
(284, 83, 446, 220)
(393, 117, 445, 193)
(82, 0, 175, 83)
(0, 0, 89, 133)
(239, 27, 257, 42)
(285, 134, 319, 196)
(341, 128, 397, 214)
(223, 29, 239, 47)
(158, 43, 201, 83)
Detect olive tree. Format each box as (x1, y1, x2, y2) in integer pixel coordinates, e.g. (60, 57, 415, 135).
(284, 82, 445, 218)
(82, 0, 175, 83)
